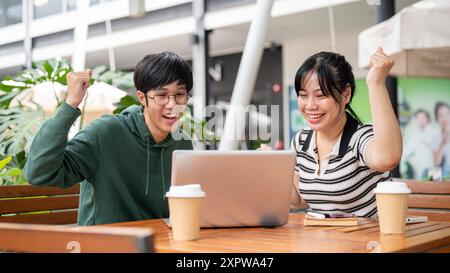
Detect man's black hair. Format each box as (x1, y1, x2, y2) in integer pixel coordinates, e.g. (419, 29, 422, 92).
(134, 51, 193, 95)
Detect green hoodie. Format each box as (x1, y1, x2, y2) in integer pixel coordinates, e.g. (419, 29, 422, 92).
(24, 102, 193, 225)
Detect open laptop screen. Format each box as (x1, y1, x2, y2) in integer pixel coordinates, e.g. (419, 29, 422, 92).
(170, 150, 295, 228)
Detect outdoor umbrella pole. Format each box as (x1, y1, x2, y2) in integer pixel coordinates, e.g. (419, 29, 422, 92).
(375, 0, 400, 177)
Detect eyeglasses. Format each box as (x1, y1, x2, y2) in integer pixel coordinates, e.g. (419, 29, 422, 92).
(147, 93, 191, 106)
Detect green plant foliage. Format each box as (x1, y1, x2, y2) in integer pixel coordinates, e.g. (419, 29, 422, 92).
(0, 58, 215, 185)
(0, 154, 27, 185)
(91, 65, 134, 91)
(113, 94, 140, 114)
(0, 155, 11, 170)
(0, 105, 46, 156)
(178, 111, 219, 143)
(0, 59, 72, 185)
(0, 59, 135, 186)
(0, 59, 72, 109)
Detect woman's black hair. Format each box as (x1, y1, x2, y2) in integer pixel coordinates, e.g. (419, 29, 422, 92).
(294, 51, 362, 125)
(134, 51, 193, 95)
(434, 101, 450, 121)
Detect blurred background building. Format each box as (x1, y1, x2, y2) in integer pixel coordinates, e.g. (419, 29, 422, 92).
(0, 0, 449, 180)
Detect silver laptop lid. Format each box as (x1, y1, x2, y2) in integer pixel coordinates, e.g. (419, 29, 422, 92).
(171, 150, 295, 228)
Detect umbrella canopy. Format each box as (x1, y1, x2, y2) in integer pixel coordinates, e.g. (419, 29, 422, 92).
(358, 0, 450, 78)
(10, 81, 127, 113)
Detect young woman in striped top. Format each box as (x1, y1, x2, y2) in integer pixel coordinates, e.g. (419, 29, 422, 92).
(290, 48, 402, 217)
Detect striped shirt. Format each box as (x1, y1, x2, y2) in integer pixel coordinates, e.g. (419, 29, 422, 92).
(291, 114, 390, 217)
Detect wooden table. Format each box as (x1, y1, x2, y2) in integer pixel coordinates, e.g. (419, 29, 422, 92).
(105, 214, 450, 253)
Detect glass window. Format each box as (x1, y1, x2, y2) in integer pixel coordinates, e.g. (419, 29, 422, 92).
(0, 0, 119, 26)
(90, 0, 115, 6)
(65, 0, 77, 12)
(0, 0, 22, 27)
(33, 0, 63, 19)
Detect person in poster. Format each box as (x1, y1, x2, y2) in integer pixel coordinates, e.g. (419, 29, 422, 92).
(432, 102, 450, 180)
(403, 109, 435, 180)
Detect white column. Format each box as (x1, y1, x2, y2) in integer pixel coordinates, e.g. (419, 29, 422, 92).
(327, 0, 337, 52)
(218, 0, 274, 150)
(71, 0, 90, 71)
(22, 0, 33, 69)
(129, 0, 145, 17)
(192, 0, 207, 149)
(105, 19, 116, 71)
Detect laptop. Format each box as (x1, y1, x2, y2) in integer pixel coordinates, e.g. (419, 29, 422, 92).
(169, 150, 296, 228)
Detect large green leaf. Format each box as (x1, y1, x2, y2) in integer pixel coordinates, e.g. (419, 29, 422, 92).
(91, 67, 134, 92)
(32, 59, 72, 82)
(0, 91, 21, 109)
(113, 95, 140, 114)
(112, 72, 134, 90)
(0, 166, 27, 185)
(13, 150, 27, 169)
(0, 153, 27, 185)
(91, 65, 108, 79)
(5, 167, 21, 177)
(178, 111, 219, 142)
(0, 78, 30, 92)
(0, 106, 46, 156)
(0, 155, 12, 170)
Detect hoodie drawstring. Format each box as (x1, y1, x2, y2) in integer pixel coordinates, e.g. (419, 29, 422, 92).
(161, 147, 166, 200)
(145, 138, 150, 196)
(145, 138, 167, 201)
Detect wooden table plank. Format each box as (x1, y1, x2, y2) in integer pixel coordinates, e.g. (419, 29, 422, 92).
(103, 213, 450, 253)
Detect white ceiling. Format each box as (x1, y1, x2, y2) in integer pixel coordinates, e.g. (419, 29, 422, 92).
(97, 0, 419, 70)
(1, 0, 420, 77)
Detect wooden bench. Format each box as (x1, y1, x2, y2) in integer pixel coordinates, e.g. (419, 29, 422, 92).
(405, 180, 450, 222)
(0, 184, 80, 225)
(0, 222, 154, 253)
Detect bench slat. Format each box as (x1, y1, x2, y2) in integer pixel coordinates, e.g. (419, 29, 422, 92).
(408, 194, 450, 210)
(0, 184, 80, 198)
(0, 196, 79, 214)
(0, 210, 78, 225)
(405, 180, 450, 194)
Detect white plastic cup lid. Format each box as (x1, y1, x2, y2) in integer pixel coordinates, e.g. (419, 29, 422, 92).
(165, 184, 206, 198)
(373, 181, 411, 194)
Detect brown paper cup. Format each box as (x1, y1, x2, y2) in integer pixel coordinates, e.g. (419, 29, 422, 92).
(376, 193, 409, 234)
(168, 197, 204, 241)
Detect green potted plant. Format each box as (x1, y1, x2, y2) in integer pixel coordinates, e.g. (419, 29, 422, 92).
(0, 59, 217, 185)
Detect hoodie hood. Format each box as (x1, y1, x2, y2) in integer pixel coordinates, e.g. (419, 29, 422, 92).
(117, 105, 178, 197)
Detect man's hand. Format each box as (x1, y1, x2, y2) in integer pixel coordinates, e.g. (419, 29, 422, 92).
(65, 70, 92, 109)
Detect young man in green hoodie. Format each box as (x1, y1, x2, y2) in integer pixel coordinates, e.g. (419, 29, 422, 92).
(24, 52, 194, 225)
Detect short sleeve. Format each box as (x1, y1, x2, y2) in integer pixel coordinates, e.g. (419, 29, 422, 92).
(291, 132, 301, 176)
(356, 126, 374, 166)
(290, 134, 297, 152)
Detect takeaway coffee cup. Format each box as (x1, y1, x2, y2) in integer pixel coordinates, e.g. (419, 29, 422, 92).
(165, 184, 205, 241)
(374, 181, 411, 234)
